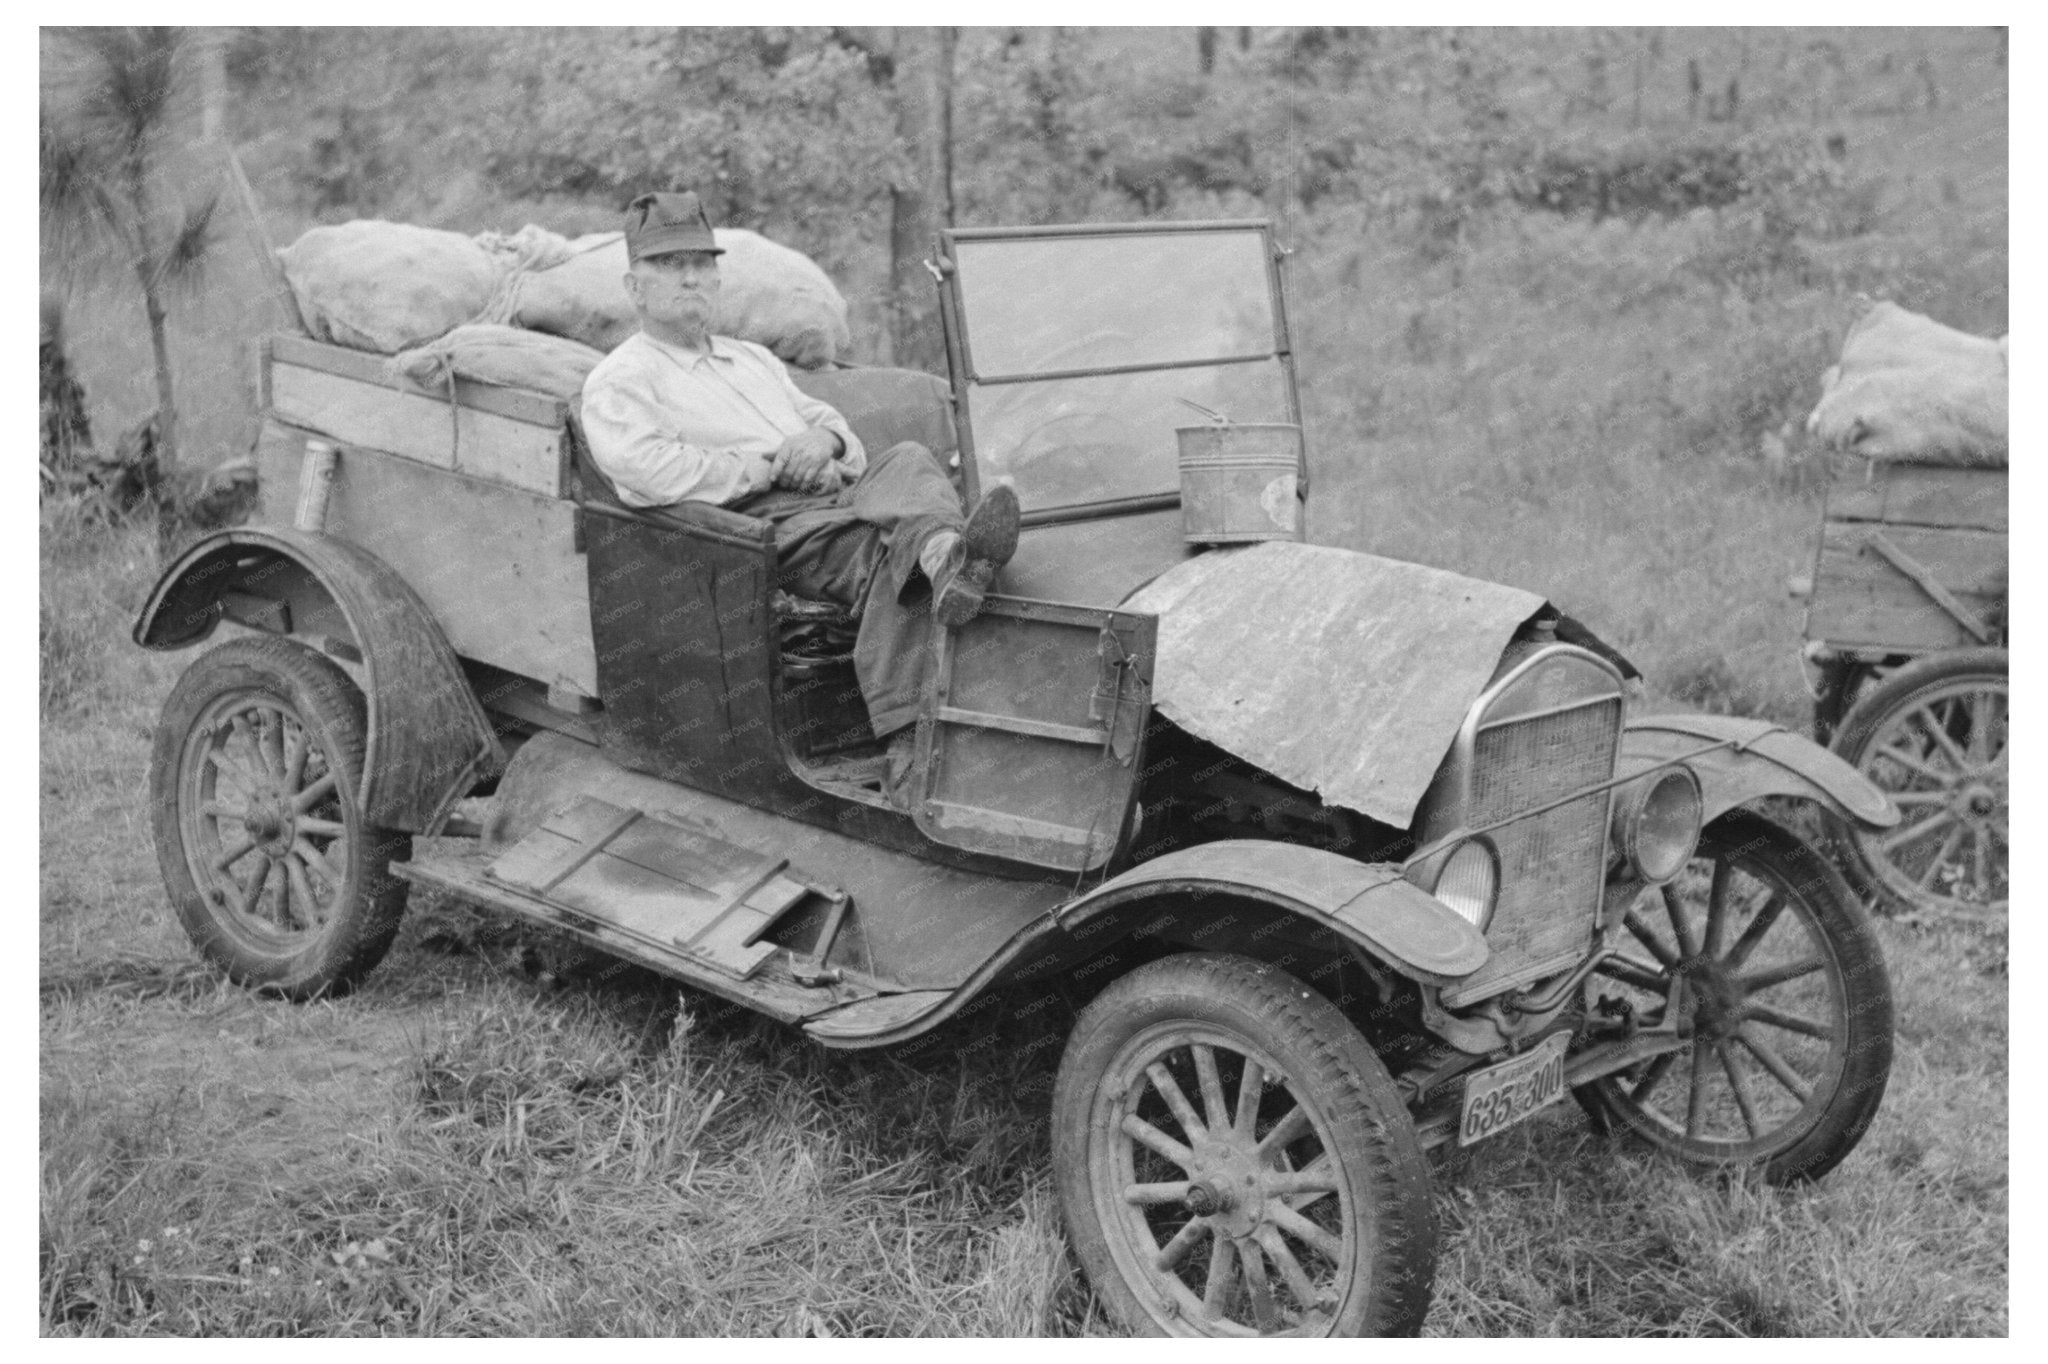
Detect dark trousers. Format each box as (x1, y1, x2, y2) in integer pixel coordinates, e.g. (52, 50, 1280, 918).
(733, 441, 964, 739)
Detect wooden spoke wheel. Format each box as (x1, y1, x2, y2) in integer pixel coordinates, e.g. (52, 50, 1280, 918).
(149, 636, 410, 999)
(1053, 954, 1436, 1337)
(1580, 811, 1893, 1183)
(1828, 648, 2008, 920)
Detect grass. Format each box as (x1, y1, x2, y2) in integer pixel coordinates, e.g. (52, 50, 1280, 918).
(35, 438, 2011, 1341)
(35, 612, 2013, 1336)
(39, 809, 1090, 1335)
(41, 27, 2005, 1337)
(1290, 177, 2004, 724)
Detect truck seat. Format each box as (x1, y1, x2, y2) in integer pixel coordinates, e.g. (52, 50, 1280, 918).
(566, 366, 957, 666)
(789, 366, 960, 495)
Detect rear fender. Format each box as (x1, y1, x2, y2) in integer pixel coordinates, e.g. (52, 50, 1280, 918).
(134, 528, 503, 832)
(1622, 713, 1897, 832)
(1056, 839, 1489, 986)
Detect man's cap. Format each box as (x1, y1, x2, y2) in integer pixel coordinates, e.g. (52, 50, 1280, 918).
(624, 191, 724, 262)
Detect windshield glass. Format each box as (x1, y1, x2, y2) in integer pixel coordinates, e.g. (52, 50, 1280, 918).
(949, 226, 1292, 514)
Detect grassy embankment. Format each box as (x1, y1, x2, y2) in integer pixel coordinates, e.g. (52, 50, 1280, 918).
(42, 30, 2006, 1336)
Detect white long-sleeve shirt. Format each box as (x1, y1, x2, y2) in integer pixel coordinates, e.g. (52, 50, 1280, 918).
(578, 331, 866, 508)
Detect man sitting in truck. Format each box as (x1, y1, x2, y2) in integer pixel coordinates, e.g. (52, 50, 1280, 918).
(579, 190, 1018, 796)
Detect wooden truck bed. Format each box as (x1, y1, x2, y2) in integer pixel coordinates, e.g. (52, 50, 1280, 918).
(254, 335, 600, 698)
(1803, 459, 2007, 657)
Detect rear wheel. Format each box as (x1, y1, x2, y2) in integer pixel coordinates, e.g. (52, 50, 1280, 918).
(149, 635, 410, 999)
(1828, 648, 2007, 919)
(1053, 953, 1437, 1337)
(1580, 811, 1892, 1183)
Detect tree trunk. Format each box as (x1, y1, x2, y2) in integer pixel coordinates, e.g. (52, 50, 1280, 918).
(197, 29, 227, 141)
(127, 158, 179, 469)
(889, 26, 954, 373)
(137, 264, 179, 470)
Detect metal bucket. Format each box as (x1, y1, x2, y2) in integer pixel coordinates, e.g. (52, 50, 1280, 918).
(1175, 423, 1304, 544)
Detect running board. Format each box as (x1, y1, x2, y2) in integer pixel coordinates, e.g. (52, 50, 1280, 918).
(397, 795, 988, 1044)
(395, 794, 881, 1025)
(397, 844, 860, 1024)
(802, 990, 953, 1046)
(482, 796, 820, 982)
(399, 840, 1004, 1045)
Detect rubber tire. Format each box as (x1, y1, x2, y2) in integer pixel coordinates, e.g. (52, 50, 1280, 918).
(1052, 952, 1437, 1337)
(1826, 648, 2008, 918)
(1580, 811, 1893, 1184)
(149, 635, 411, 1000)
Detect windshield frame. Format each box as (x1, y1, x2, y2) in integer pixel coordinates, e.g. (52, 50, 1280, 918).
(936, 220, 1304, 526)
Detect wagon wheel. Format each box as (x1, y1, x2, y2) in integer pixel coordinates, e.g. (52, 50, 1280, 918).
(1578, 811, 1893, 1183)
(149, 635, 411, 999)
(1053, 953, 1437, 1337)
(1827, 648, 2007, 920)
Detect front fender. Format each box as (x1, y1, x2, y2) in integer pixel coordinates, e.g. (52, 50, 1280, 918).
(1057, 839, 1489, 985)
(1622, 713, 1897, 832)
(135, 528, 503, 832)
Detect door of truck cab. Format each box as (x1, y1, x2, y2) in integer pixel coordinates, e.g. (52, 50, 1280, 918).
(912, 595, 1154, 874)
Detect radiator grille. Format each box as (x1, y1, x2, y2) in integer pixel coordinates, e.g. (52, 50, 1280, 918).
(1443, 694, 1621, 1006)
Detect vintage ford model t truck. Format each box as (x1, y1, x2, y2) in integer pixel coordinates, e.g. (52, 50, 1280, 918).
(137, 220, 1899, 1336)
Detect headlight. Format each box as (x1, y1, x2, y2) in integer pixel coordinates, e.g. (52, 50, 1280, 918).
(1431, 838, 1500, 929)
(1611, 766, 1703, 884)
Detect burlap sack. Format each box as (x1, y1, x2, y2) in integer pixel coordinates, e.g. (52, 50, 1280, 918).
(279, 221, 501, 354)
(1807, 301, 2008, 467)
(473, 223, 581, 275)
(713, 228, 853, 371)
(515, 228, 852, 369)
(506, 235, 636, 353)
(388, 324, 606, 400)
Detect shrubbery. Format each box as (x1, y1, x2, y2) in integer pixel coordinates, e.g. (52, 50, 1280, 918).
(212, 28, 1980, 323)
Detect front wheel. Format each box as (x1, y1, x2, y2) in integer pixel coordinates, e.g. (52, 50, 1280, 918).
(1052, 952, 1437, 1337)
(1580, 811, 1893, 1183)
(1827, 648, 2007, 920)
(148, 635, 411, 999)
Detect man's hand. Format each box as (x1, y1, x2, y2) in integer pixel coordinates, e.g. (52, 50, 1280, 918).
(771, 427, 846, 494)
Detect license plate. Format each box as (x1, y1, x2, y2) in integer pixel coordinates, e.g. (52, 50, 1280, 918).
(1458, 1032, 1569, 1147)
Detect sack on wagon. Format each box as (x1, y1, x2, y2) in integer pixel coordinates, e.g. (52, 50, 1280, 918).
(1806, 301, 2008, 468)
(279, 221, 503, 354)
(388, 324, 607, 400)
(515, 227, 853, 369)
(713, 227, 854, 371)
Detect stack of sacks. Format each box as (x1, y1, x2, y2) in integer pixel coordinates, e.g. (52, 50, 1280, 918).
(514, 227, 853, 370)
(278, 220, 852, 374)
(1807, 302, 2008, 468)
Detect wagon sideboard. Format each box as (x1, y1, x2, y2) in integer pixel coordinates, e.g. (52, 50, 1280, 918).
(1804, 459, 2008, 655)
(255, 335, 600, 700)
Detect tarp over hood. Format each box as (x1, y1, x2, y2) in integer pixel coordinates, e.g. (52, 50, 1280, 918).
(1124, 542, 1545, 829)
